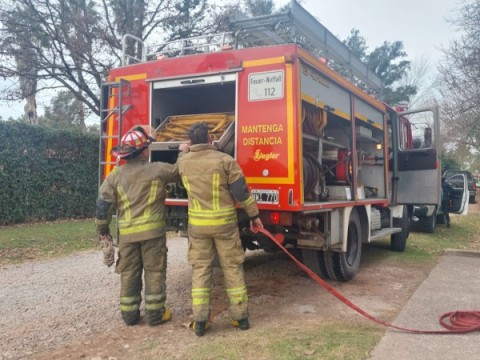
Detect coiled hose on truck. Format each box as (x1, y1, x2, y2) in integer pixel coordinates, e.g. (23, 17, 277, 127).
(155, 113, 234, 142)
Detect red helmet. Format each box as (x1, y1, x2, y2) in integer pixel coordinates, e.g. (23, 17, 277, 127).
(111, 129, 148, 158)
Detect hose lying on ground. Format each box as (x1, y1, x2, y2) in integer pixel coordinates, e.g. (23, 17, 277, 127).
(255, 227, 480, 334)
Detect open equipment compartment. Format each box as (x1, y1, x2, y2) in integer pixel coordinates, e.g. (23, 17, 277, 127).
(149, 78, 237, 165)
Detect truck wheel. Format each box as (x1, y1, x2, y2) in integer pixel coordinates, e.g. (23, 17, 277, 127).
(323, 250, 339, 281)
(422, 214, 436, 234)
(332, 209, 362, 281)
(302, 249, 329, 279)
(390, 206, 409, 252)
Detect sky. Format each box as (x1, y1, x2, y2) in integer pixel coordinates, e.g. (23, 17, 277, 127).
(276, 0, 461, 64)
(0, 0, 463, 121)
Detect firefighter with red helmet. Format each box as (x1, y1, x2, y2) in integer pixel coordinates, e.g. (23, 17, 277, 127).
(177, 122, 263, 336)
(95, 126, 178, 326)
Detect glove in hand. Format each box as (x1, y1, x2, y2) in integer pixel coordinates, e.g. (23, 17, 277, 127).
(99, 234, 115, 267)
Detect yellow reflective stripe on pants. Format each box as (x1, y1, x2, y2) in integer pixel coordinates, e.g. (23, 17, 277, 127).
(145, 303, 165, 311)
(120, 295, 141, 312)
(192, 288, 211, 305)
(227, 286, 248, 305)
(145, 293, 165, 311)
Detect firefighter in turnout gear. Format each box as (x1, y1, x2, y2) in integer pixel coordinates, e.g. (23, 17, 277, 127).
(177, 122, 263, 336)
(96, 125, 178, 326)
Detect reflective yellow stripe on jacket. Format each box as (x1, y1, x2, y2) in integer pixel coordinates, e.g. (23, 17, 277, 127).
(117, 182, 166, 235)
(188, 207, 237, 226)
(183, 174, 237, 226)
(118, 214, 166, 235)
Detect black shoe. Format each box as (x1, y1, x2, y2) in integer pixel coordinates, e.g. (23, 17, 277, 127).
(194, 321, 206, 336)
(232, 318, 250, 330)
(122, 310, 140, 326)
(147, 307, 172, 326)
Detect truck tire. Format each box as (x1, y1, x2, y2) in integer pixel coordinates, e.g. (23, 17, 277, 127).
(422, 214, 436, 233)
(332, 209, 362, 281)
(390, 206, 409, 252)
(302, 249, 329, 279)
(323, 250, 339, 281)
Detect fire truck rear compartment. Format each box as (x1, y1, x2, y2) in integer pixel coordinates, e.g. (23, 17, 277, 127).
(151, 82, 236, 133)
(149, 81, 236, 165)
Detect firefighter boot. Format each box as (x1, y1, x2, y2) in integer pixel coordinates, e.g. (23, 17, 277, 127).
(147, 307, 172, 326)
(231, 318, 250, 330)
(193, 321, 207, 337)
(122, 310, 140, 326)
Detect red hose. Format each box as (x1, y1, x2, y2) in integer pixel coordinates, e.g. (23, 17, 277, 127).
(255, 227, 480, 334)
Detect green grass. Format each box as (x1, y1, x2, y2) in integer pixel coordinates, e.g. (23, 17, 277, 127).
(0, 219, 98, 263)
(363, 212, 480, 266)
(177, 323, 381, 360)
(408, 213, 480, 254)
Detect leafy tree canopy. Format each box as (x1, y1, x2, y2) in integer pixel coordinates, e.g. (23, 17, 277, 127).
(344, 29, 417, 105)
(437, 0, 480, 157)
(0, 0, 210, 119)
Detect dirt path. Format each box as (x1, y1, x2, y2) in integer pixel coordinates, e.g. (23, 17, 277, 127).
(1, 199, 478, 360)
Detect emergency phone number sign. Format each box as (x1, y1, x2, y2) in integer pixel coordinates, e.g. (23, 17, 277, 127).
(248, 70, 284, 101)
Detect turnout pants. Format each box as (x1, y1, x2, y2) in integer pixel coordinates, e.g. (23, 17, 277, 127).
(188, 224, 248, 322)
(115, 235, 168, 325)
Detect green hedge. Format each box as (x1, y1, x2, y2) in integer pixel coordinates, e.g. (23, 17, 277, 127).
(0, 122, 99, 225)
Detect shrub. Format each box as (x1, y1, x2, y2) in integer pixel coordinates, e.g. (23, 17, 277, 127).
(0, 122, 99, 224)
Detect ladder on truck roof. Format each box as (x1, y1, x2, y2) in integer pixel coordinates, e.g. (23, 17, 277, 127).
(120, 0, 382, 93)
(229, 0, 382, 92)
(98, 78, 132, 187)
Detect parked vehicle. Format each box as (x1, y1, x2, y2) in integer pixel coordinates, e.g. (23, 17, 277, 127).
(99, 1, 442, 281)
(412, 173, 469, 233)
(443, 170, 476, 204)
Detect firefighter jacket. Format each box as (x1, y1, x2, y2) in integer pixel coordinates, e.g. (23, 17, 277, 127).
(96, 158, 178, 242)
(177, 144, 259, 227)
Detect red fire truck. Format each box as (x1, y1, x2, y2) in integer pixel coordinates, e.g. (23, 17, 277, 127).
(99, 1, 442, 281)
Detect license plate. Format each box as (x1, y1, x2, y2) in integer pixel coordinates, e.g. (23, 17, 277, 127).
(251, 189, 279, 204)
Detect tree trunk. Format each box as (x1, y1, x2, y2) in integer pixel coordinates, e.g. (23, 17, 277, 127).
(24, 96, 37, 125)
